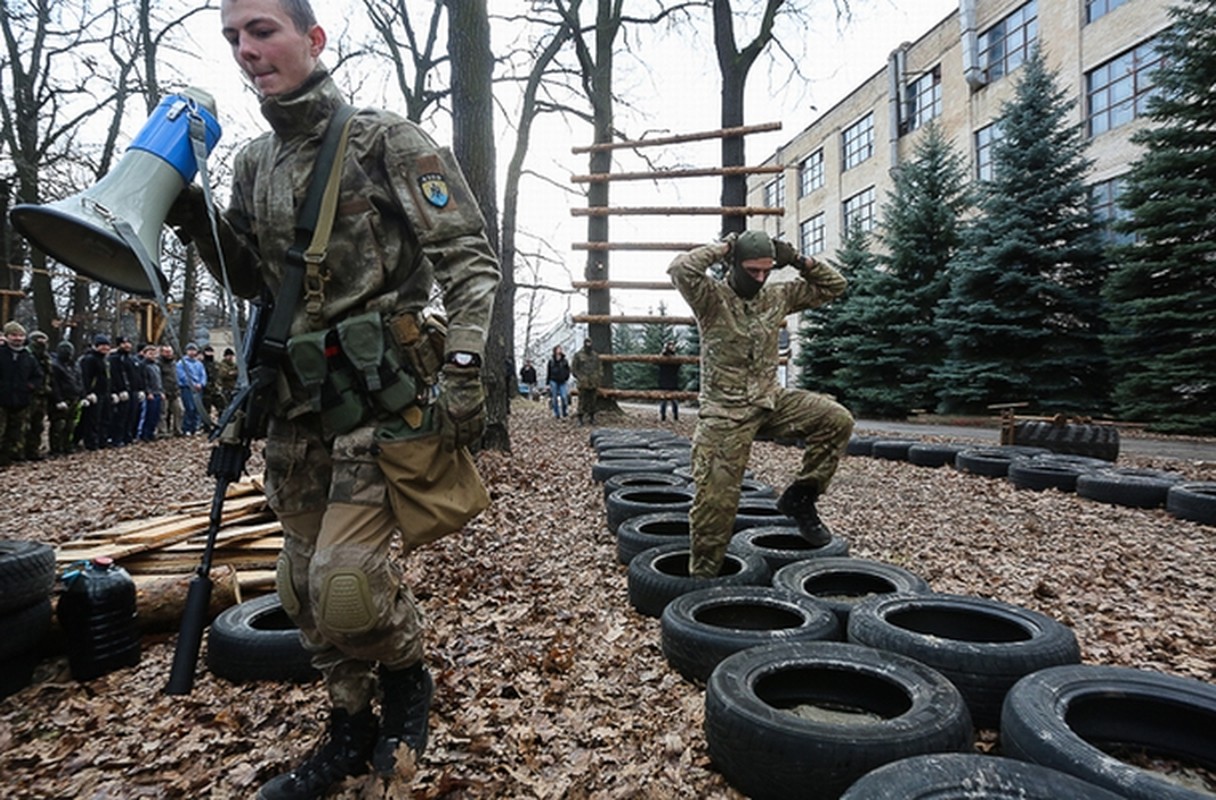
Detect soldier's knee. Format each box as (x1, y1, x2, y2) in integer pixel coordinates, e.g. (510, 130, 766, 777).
(317, 567, 377, 636)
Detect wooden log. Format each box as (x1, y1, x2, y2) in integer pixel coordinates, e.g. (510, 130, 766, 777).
(570, 164, 785, 183)
(572, 314, 696, 326)
(571, 281, 676, 291)
(133, 565, 243, 632)
(599, 354, 700, 364)
(572, 122, 781, 154)
(572, 243, 701, 252)
(597, 388, 700, 401)
(571, 205, 783, 217)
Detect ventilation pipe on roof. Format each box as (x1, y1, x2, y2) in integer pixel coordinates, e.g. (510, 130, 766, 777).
(888, 46, 908, 168)
(961, 0, 986, 90)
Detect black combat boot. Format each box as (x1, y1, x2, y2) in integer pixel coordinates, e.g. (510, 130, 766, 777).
(258, 707, 377, 800)
(372, 661, 434, 776)
(777, 482, 832, 547)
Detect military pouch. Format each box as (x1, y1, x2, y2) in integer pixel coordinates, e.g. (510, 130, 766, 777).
(321, 360, 367, 435)
(286, 328, 368, 435)
(387, 311, 447, 387)
(285, 329, 329, 414)
(336, 312, 385, 392)
(374, 349, 417, 413)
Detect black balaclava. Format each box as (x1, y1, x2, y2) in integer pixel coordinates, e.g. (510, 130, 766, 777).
(727, 230, 774, 300)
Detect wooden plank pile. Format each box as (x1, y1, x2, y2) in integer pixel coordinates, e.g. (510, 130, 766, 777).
(53, 477, 280, 629)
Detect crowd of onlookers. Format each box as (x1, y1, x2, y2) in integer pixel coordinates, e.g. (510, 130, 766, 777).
(0, 320, 240, 466)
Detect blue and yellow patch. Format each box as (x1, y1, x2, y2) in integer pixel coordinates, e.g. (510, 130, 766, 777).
(418, 173, 450, 208)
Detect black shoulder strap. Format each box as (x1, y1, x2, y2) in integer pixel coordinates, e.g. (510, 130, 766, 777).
(260, 103, 358, 365)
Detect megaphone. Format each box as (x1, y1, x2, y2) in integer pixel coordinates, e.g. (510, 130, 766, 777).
(10, 88, 221, 297)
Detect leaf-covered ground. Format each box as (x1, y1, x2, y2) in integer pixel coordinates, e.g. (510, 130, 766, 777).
(1, 400, 1213, 799)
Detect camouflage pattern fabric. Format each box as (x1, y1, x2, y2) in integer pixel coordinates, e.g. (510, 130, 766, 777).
(670, 241, 853, 577)
(188, 69, 499, 707)
(570, 347, 602, 421)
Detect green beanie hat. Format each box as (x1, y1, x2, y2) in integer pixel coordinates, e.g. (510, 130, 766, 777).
(734, 230, 774, 263)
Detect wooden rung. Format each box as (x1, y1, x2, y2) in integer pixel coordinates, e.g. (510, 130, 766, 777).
(571, 165, 786, 183)
(573, 315, 696, 326)
(571, 281, 675, 291)
(571, 206, 783, 217)
(572, 242, 701, 252)
(572, 122, 781, 154)
(596, 388, 699, 401)
(599, 354, 699, 364)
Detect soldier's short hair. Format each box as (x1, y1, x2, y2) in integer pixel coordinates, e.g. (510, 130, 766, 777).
(278, 0, 317, 33)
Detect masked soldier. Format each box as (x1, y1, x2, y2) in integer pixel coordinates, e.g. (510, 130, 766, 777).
(24, 330, 52, 460)
(668, 231, 854, 578)
(166, 1, 500, 796)
(570, 338, 602, 425)
(49, 340, 83, 456)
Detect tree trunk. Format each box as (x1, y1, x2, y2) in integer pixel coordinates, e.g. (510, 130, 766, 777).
(446, 0, 509, 450)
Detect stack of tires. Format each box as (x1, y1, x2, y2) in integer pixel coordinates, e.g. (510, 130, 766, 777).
(0, 540, 56, 699)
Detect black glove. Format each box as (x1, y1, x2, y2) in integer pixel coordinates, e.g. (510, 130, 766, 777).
(436, 364, 485, 451)
(164, 184, 210, 244)
(773, 239, 801, 267)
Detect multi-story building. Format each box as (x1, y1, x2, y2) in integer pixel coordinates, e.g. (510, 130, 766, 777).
(749, 0, 1171, 300)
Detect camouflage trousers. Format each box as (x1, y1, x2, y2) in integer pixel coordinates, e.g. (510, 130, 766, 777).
(265, 415, 424, 714)
(0, 406, 29, 466)
(576, 384, 600, 422)
(689, 389, 854, 577)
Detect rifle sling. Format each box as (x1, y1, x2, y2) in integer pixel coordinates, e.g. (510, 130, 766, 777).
(259, 103, 358, 367)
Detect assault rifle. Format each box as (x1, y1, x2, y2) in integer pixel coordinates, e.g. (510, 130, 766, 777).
(165, 298, 274, 695)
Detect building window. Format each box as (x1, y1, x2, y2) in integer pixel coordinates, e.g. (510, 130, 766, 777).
(1091, 176, 1134, 245)
(904, 65, 942, 134)
(799, 150, 824, 196)
(843, 187, 876, 233)
(842, 113, 875, 170)
(764, 172, 786, 209)
(800, 213, 826, 255)
(1087, 38, 1165, 137)
(978, 0, 1038, 83)
(975, 122, 1003, 181)
(1087, 0, 1129, 24)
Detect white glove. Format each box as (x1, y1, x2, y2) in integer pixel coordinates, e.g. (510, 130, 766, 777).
(56, 401, 68, 411)
(136, 391, 146, 402)
(111, 394, 120, 405)
(85, 393, 97, 405)
(119, 391, 129, 402)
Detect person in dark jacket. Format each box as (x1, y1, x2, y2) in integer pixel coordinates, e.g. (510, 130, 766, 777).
(519, 359, 538, 400)
(106, 336, 138, 446)
(546, 345, 571, 419)
(137, 344, 164, 442)
(77, 335, 112, 451)
(23, 330, 52, 460)
(49, 340, 83, 456)
(657, 340, 681, 422)
(157, 344, 183, 438)
(0, 321, 43, 466)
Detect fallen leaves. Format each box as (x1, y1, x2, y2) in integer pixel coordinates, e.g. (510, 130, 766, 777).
(1, 401, 1213, 798)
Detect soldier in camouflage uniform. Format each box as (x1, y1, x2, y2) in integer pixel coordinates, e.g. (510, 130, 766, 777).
(570, 338, 602, 425)
(167, 1, 500, 796)
(669, 231, 854, 578)
(24, 330, 52, 460)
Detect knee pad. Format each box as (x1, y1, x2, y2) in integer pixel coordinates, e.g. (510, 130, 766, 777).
(275, 553, 301, 618)
(318, 568, 376, 635)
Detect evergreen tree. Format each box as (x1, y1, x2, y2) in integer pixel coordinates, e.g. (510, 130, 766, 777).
(611, 323, 647, 389)
(1105, 0, 1216, 433)
(796, 222, 879, 408)
(683, 322, 702, 393)
(934, 48, 1109, 415)
(875, 122, 969, 413)
(640, 303, 678, 388)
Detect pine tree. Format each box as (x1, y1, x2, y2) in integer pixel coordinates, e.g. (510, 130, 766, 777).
(640, 303, 678, 388)
(683, 322, 702, 393)
(1105, 0, 1216, 433)
(934, 48, 1109, 415)
(611, 323, 647, 389)
(875, 122, 969, 414)
(796, 222, 879, 408)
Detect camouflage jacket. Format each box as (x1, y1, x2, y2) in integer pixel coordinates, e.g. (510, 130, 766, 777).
(194, 68, 499, 360)
(570, 348, 602, 388)
(668, 242, 846, 420)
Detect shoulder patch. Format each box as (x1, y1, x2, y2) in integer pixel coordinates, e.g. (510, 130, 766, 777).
(418, 172, 450, 208)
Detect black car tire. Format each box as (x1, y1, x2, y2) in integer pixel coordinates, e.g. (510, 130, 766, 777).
(626, 541, 770, 619)
(590, 458, 676, 482)
(840, 753, 1129, 800)
(907, 443, 967, 468)
(731, 526, 850, 572)
(206, 594, 318, 683)
(1076, 467, 1185, 509)
(0, 540, 56, 614)
(601, 471, 688, 503)
(616, 511, 691, 566)
(772, 557, 932, 629)
(704, 641, 973, 800)
(604, 485, 695, 535)
(1166, 482, 1216, 526)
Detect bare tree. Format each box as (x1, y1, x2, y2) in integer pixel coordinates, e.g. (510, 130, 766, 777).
(361, 0, 448, 124)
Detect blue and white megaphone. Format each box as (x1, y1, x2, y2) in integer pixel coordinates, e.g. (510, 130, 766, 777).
(10, 88, 221, 297)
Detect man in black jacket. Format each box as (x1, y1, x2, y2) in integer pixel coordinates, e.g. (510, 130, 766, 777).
(77, 335, 112, 451)
(49, 340, 83, 456)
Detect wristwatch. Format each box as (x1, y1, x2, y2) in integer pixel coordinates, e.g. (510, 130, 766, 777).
(448, 351, 481, 368)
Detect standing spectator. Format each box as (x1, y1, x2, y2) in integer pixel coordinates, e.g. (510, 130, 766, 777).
(519, 359, 537, 400)
(546, 345, 571, 419)
(137, 344, 164, 442)
(201, 344, 222, 423)
(158, 344, 183, 438)
(668, 231, 854, 578)
(77, 335, 112, 451)
(163, 2, 500, 794)
(177, 342, 207, 435)
(49, 340, 83, 456)
(107, 336, 137, 447)
(0, 321, 42, 467)
(127, 340, 149, 444)
(657, 340, 681, 422)
(570, 338, 602, 426)
(23, 330, 52, 460)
